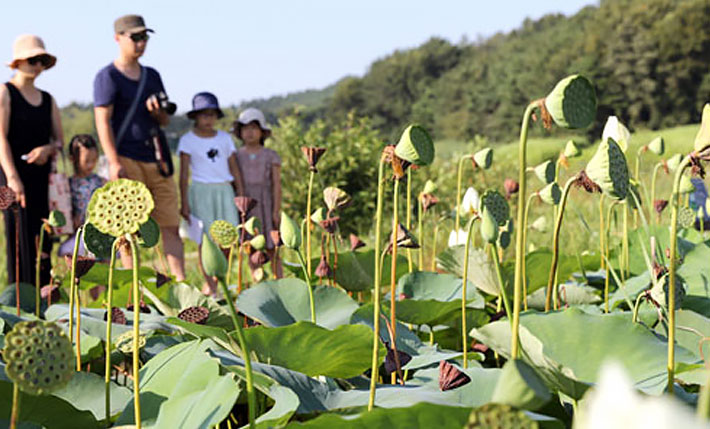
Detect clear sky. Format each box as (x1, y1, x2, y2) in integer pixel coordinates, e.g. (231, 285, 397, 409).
(1, 0, 594, 111)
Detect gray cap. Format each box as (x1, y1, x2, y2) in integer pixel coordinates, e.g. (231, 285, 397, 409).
(114, 14, 154, 35)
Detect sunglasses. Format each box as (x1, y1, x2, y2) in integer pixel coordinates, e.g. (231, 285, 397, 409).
(27, 55, 51, 67)
(128, 32, 150, 43)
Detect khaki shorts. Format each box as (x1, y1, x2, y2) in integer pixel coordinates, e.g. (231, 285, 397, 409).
(119, 156, 180, 228)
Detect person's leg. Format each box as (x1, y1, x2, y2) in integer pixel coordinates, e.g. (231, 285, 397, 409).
(146, 162, 185, 281)
(117, 156, 146, 270)
(161, 225, 185, 281)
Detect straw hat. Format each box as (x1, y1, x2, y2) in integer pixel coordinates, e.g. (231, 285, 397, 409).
(234, 107, 272, 139)
(7, 34, 56, 70)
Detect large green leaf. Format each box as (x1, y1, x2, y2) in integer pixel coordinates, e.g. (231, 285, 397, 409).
(472, 307, 698, 399)
(436, 246, 500, 296)
(391, 271, 484, 325)
(141, 282, 233, 329)
(236, 279, 358, 329)
(622, 225, 699, 276)
(0, 282, 46, 315)
(678, 242, 710, 298)
(244, 321, 379, 378)
(521, 249, 598, 295)
(53, 371, 131, 421)
(526, 281, 600, 311)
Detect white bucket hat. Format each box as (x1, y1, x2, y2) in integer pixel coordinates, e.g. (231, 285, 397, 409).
(7, 34, 56, 69)
(234, 107, 272, 139)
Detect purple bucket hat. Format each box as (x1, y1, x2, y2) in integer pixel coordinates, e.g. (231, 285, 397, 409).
(187, 92, 224, 119)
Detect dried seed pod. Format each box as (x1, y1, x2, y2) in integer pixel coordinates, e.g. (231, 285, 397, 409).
(301, 146, 327, 172)
(472, 148, 493, 170)
(533, 160, 556, 185)
(3, 321, 73, 395)
(479, 190, 509, 226)
(394, 124, 434, 166)
(323, 187, 351, 212)
(438, 360, 471, 391)
(243, 216, 262, 236)
(270, 230, 282, 247)
(209, 220, 238, 248)
(349, 233, 365, 251)
(279, 212, 301, 249)
(125, 301, 151, 314)
(387, 222, 419, 251)
(319, 217, 339, 234)
(47, 210, 66, 228)
(585, 137, 629, 200)
(104, 307, 127, 325)
(86, 179, 154, 237)
(155, 271, 171, 288)
(538, 183, 562, 206)
(115, 330, 147, 354)
(544, 74, 597, 129)
(504, 179, 519, 199)
(40, 284, 60, 302)
(177, 306, 210, 325)
(694, 103, 710, 154)
(314, 254, 333, 278)
(249, 249, 269, 268)
(647, 136, 665, 156)
(419, 193, 439, 212)
(65, 255, 96, 278)
(563, 140, 581, 158)
(234, 196, 257, 215)
(651, 273, 686, 309)
(138, 217, 160, 248)
(465, 403, 539, 429)
(383, 342, 412, 374)
(0, 186, 17, 210)
(654, 199, 669, 215)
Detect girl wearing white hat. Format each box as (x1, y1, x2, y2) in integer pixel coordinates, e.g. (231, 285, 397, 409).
(0, 34, 63, 285)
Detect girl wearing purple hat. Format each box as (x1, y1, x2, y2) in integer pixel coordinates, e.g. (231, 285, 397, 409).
(178, 92, 244, 294)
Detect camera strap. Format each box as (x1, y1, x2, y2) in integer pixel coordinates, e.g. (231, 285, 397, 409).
(115, 65, 147, 146)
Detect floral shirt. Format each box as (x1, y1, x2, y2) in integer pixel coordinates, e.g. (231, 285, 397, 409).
(69, 173, 106, 224)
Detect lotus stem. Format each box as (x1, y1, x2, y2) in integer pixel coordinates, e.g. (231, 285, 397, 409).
(389, 178, 401, 375)
(237, 214, 246, 293)
(455, 155, 472, 234)
(491, 243, 513, 330)
(512, 101, 536, 360)
(10, 383, 19, 429)
(35, 224, 46, 317)
(698, 363, 710, 418)
(461, 216, 476, 368)
(430, 222, 438, 272)
(631, 292, 645, 324)
(295, 250, 315, 323)
(604, 201, 620, 313)
(306, 170, 315, 273)
(634, 149, 642, 228)
(668, 155, 692, 395)
(14, 207, 19, 316)
(226, 244, 235, 287)
(368, 154, 386, 411)
(217, 277, 255, 429)
(105, 239, 119, 424)
(126, 235, 142, 428)
(406, 168, 413, 272)
(69, 225, 84, 345)
(546, 176, 576, 312)
(75, 284, 82, 370)
(599, 194, 605, 270)
(521, 192, 537, 311)
(622, 203, 630, 281)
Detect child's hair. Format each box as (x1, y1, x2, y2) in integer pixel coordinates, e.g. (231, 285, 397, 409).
(233, 120, 267, 146)
(67, 134, 98, 172)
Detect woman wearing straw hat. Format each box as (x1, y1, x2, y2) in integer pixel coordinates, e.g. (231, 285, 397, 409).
(0, 34, 63, 286)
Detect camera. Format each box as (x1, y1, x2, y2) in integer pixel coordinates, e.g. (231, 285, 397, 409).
(152, 91, 177, 115)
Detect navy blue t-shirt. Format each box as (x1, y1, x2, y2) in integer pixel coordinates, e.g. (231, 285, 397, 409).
(93, 63, 166, 162)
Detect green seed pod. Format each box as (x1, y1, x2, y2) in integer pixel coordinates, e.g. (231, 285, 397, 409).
(83, 222, 115, 260)
(585, 137, 629, 200)
(497, 220, 513, 250)
(310, 207, 327, 224)
(544, 74, 596, 129)
(138, 217, 160, 248)
(602, 116, 631, 153)
(533, 160, 555, 184)
(678, 175, 696, 194)
(678, 206, 696, 229)
(694, 103, 710, 154)
(563, 140, 581, 158)
(323, 186, 351, 212)
(464, 403, 539, 429)
(651, 273, 685, 309)
(86, 179, 154, 237)
(480, 207, 499, 244)
(243, 216, 262, 236)
(280, 212, 301, 249)
(538, 183, 562, 205)
(666, 154, 683, 172)
(422, 179, 437, 195)
(209, 220, 238, 248)
(394, 124, 435, 166)
(647, 136, 665, 156)
(3, 321, 73, 395)
(250, 234, 266, 251)
(201, 234, 227, 279)
(473, 148, 493, 170)
(47, 210, 66, 228)
(479, 190, 509, 226)
(115, 330, 147, 355)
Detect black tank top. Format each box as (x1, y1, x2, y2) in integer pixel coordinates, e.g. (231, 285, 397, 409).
(4, 82, 52, 180)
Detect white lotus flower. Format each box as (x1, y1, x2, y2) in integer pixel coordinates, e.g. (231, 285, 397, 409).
(448, 229, 467, 247)
(575, 362, 704, 429)
(459, 187, 480, 216)
(529, 215, 548, 233)
(602, 116, 631, 153)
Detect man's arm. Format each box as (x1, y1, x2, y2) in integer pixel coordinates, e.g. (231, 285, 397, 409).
(94, 104, 124, 180)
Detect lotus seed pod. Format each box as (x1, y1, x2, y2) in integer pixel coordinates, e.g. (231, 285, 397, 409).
(480, 207, 499, 244)
(314, 254, 333, 278)
(666, 154, 683, 172)
(3, 321, 73, 395)
(654, 199, 669, 215)
(678, 206, 696, 229)
(422, 180, 437, 195)
(177, 306, 210, 325)
(201, 234, 228, 279)
(387, 222, 419, 250)
(249, 249, 269, 269)
(479, 190, 509, 226)
(104, 307, 126, 325)
(301, 146, 327, 172)
(243, 216, 261, 236)
(323, 187, 351, 212)
(602, 116, 631, 153)
(464, 404, 539, 429)
(678, 175, 696, 194)
(497, 229, 511, 250)
(651, 273, 685, 309)
(86, 179, 154, 237)
(234, 196, 257, 215)
(420, 193, 439, 212)
(538, 183, 562, 205)
(563, 140, 581, 158)
(250, 234, 266, 251)
(384, 343, 412, 375)
(394, 124, 435, 166)
(439, 360, 471, 391)
(532, 161, 555, 184)
(647, 136, 665, 156)
(138, 217, 160, 248)
(280, 212, 301, 249)
(472, 148, 493, 170)
(349, 233, 366, 251)
(694, 103, 710, 153)
(460, 187, 480, 216)
(310, 207, 327, 224)
(544, 74, 596, 129)
(83, 222, 115, 260)
(65, 255, 96, 278)
(209, 220, 238, 248)
(0, 186, 17, 210)
(585, 137, 629, 200)
(47, 210, 66, 228)
(115, 330, 147, 355)
(503, 179, 519, 199)
(319, 216, 339, 234)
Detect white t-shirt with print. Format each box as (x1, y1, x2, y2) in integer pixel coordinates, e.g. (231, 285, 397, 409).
(177, 130, 236, 184)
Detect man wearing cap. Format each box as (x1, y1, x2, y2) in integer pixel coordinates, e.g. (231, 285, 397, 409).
(93, 14, 185, 280)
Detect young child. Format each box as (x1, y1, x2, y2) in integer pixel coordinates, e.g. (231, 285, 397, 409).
(59, 134, 106, 256)
(234, 107, 282, 277)
(178, 92, 244, 294)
